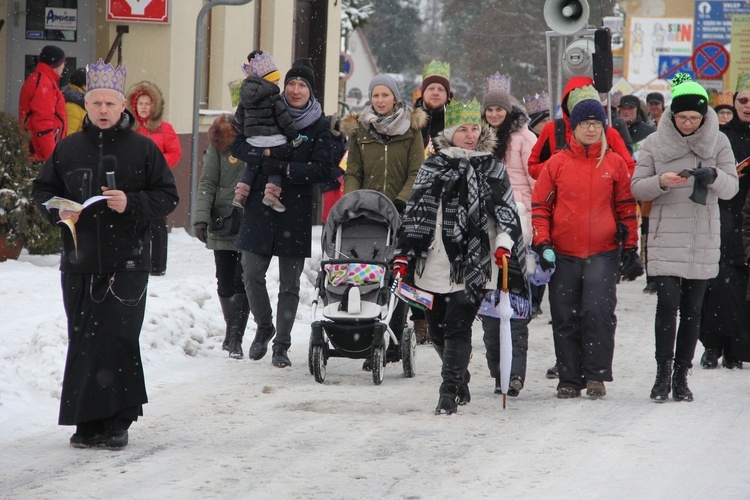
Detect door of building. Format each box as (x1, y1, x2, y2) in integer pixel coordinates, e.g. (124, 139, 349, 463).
(6, 0, 96, 114)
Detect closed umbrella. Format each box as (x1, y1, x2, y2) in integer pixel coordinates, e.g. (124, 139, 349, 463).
(496, 255, 513, 409)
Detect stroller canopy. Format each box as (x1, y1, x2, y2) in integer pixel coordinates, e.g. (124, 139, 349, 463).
(321, 189, 402, 261)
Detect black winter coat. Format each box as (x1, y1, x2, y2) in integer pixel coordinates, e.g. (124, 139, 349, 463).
(415, 98, 445, 150)
(32, 110, 179, 273)
(627, 116, 656, 145)
(234, 76, 298, 141)
(719, 116, 750, 266)
(231, 113, 334, 257)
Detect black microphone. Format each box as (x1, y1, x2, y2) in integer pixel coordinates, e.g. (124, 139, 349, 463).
(592, 28, 613, 94)
(102, 155, 117, 190)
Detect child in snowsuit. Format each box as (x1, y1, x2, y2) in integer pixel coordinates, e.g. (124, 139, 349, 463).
(232, 50, 305, 212)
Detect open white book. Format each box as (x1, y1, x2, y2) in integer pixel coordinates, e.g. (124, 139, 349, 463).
(43, 195, 108, 213)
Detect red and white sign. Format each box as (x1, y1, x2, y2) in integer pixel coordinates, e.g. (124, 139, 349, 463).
(107, 0, 171, 24)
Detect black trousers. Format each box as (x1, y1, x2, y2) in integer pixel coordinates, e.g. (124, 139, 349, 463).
(423, 290, 479, 349)
(549, 251, 619, 390)
(213, 250, 245, 298)
(150, 217, 168, 274)
(654, 276, 708, 366)
(480, 315, 530, 381)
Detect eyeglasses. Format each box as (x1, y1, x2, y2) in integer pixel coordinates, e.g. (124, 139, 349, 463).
(674, 115, 703, 124)
(577, 120, 603, 130)
(738, 98, 750, 105)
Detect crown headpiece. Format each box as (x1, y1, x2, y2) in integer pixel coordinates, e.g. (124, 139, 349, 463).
(244, 52, 279, 81)
(567, 85, 600, 113)
(422, 60, 450, 81)
(86, 59, 126, 95)
(486, 73, 511, 94)
(736, 72, 750, 93)
(228, 80, 242, 108)
(444, 98, 482, 129)
(713, 91, 734, 108)
(523, 92, 550, 115)
(610, 90, 623, 107)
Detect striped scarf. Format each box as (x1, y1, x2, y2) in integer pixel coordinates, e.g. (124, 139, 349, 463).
(397, 151, 526, 307)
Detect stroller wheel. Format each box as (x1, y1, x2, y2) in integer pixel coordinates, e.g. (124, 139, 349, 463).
(307, 339, 315, 376)
(401, 327, 416, 378)
(312, 345, 327, 383)
(372, 346, 385, 385)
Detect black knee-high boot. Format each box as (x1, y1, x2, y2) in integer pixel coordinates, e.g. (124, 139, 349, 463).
(228, 293, 250, 359)
(218, 296, 233, 351)
(436, 340, 472, 415)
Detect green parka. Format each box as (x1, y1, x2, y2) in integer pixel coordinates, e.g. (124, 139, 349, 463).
(341, 106, 427, 204)
(195, 115, 247, 251)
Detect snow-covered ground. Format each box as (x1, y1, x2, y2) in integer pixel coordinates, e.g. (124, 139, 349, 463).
(1, 228, 749, 499)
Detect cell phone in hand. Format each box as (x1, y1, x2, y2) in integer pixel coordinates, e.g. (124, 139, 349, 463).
(678, 169, 694, 178)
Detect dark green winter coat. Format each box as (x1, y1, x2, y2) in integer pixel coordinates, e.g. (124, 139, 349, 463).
(341, 106, 427, 204)
(195, 115, 247, 251)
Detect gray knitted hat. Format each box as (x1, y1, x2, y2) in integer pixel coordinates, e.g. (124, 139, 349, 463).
(368, 74, 401, 102)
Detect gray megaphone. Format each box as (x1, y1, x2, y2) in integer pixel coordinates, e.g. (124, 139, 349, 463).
(561, 38, 595, 80)
(544, 0, 590, 35)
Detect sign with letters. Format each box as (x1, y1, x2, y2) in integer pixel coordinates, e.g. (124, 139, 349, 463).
(107, 0, 170, 24)
(45, 8, 77, 30)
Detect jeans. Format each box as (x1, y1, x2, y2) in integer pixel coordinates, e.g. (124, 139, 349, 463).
(241, 251, 305, 349)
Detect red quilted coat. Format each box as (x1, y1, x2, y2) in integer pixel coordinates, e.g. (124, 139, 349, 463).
(18, 62, 67, 161)
(532, 138, 638, 258)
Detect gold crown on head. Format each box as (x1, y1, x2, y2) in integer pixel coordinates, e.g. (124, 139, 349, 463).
(444, 98, 482, 129)
(523, 92, 550, 114)
(486, 72, 511, 94)
(736, 72, 750, 93)
(422, 60, 450, 81)
(86, 59, 126, 95)
(712, 90, 734, 107)
(567, 85, 600, 113)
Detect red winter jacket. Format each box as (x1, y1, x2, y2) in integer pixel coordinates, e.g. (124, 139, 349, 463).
(18, 62, 67, 161)
(528, 76, 635, 179)
(532, 138, 638, 258)
(135, 122, 182, 168)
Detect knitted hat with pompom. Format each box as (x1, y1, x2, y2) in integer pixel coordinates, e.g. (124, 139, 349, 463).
(670, 73, 709, 116)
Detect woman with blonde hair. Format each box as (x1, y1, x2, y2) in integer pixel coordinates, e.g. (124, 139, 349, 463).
(532, 85, 639, 399)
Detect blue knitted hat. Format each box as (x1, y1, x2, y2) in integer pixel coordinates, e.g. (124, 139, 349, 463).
(570, 99, 607, 130)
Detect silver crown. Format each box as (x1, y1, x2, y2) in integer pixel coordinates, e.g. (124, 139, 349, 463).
(86, 59, 127, 94)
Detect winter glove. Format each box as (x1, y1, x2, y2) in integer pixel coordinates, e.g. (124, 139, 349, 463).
(619, 248, 645, 281)
(614, 222, 629, 244)
(536, 244, 556, 271)
(194, 222, 208, 244)
(292, 134, 308, 147)
(392, 256, 409, 279)
(494, 247, 511, 268)
(260, 157, 288, 177)
(692, 166, 717, 185)
(393, 199, 406, 215)
(268, 142, 295, 160)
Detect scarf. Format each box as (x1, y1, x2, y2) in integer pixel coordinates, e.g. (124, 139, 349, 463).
(358, 103, 411, 143)
(282, 94, 323, 131)
(397, 151, 526, 307)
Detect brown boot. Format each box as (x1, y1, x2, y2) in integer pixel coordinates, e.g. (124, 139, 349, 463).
(413, 319, 431, 345)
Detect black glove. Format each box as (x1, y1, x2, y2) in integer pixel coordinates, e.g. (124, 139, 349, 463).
(393, 199, 406, 215)
(536, 244, 556, 271)
(692, 166, 717, 185)
(619, 248, 645, 281)
(194, 222, 208, 244)
(614, 222, 629, 244)
(268, 142, 295, 161)
(261, 157, 288, 177)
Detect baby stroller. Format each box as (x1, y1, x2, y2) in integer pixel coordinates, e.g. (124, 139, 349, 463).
(309, 190, 416, 384)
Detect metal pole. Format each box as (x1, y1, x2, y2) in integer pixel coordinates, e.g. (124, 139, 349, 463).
(190, 0, 253, 235)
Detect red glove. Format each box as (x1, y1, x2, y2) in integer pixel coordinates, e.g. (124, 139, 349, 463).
(494, 247, 511, 268)
(392, 256, 409, 278)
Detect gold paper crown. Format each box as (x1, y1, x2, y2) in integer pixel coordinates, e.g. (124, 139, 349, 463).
(523, 92, 550, 115)
(486, 72, 511, 94)
(736, 72, 750, 93)
(228, 80, 242, 108)
(444, 98, 482, 129)
(86, 59, 126, 95)
(567, 85, 600, 113)
(422, 60, 450, 81)
(712, 91, 734, 108)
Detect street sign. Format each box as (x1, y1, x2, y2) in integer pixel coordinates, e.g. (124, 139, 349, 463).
(658, 55, 695, 80)
(107, 0, 170, 24)
(695, 1, 750, 48)
(692, 41, 730, 79)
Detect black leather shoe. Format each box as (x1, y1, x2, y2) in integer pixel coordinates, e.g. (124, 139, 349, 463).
(434, 394, 459, 415)
(70, 432, 103, 448)
(271, 347, 291, 368)
(100, 430, 128, 449)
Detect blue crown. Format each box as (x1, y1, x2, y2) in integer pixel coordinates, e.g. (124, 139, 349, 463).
(86, 59, 127, 95)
